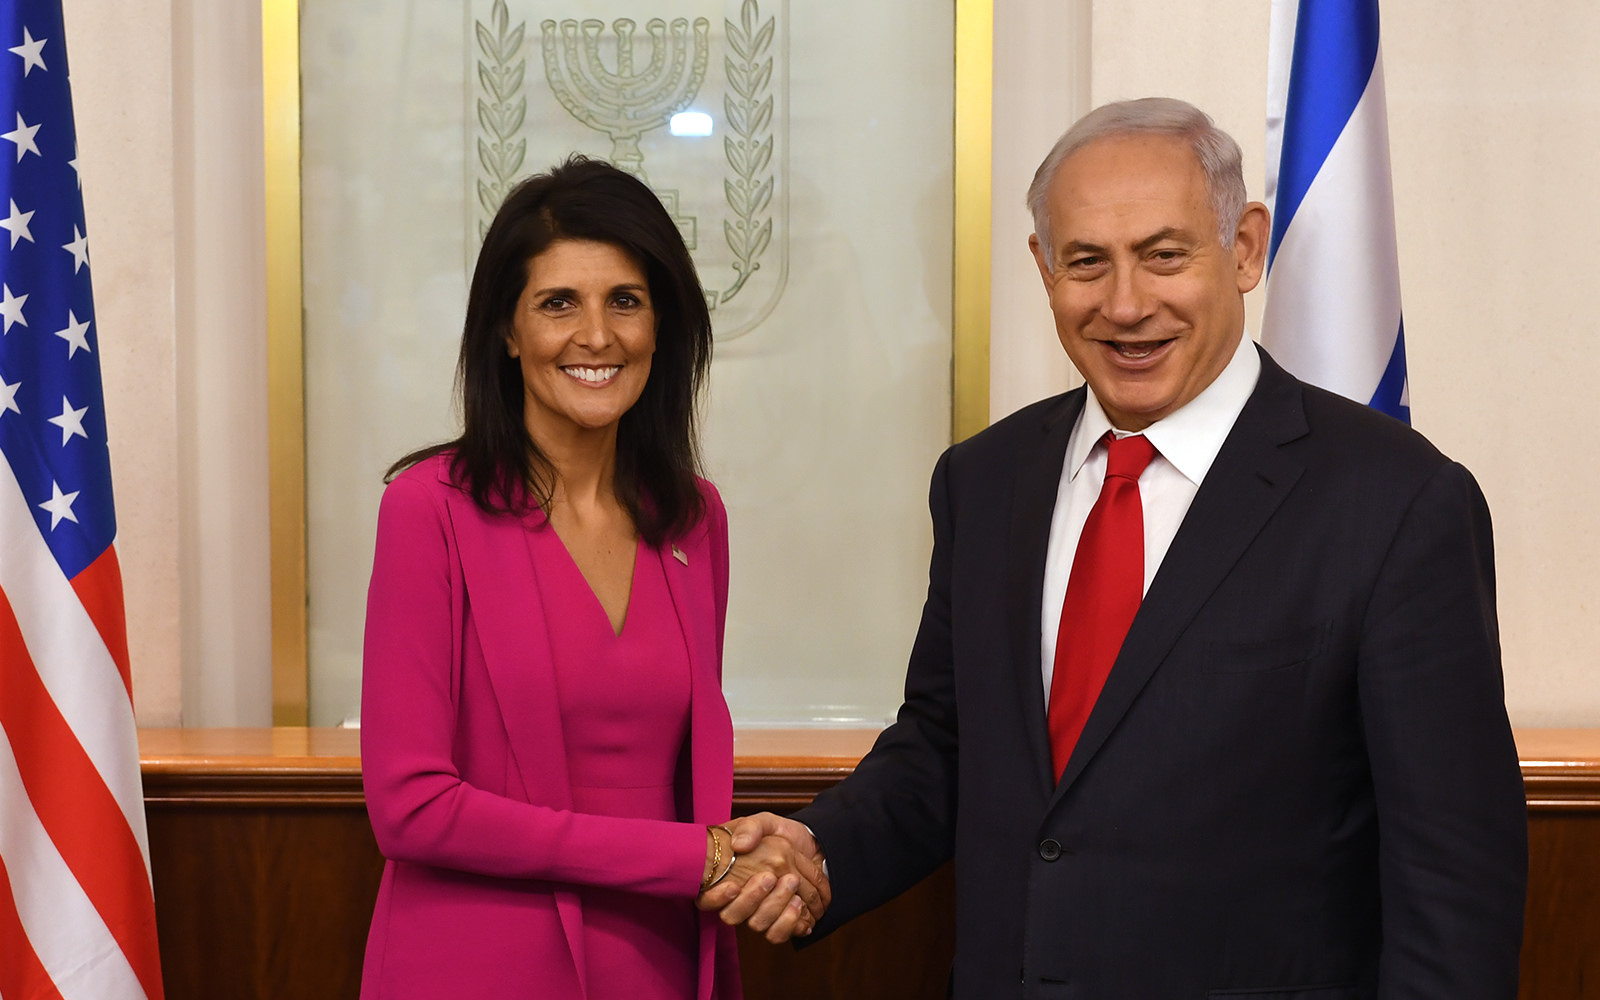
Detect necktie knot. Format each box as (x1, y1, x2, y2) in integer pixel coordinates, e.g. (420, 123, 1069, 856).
(1104, 433, 1156, 482)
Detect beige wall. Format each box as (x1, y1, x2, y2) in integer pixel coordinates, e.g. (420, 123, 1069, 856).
(169, 0, 273, 727)
(74, 0, 1600, 728)
(989, 0, 1091, 417)
(64, 0, 181, 724)
(68, 0, 271, 726)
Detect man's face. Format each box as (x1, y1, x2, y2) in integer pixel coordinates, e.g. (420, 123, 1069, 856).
(1030, 133, 1269, 431)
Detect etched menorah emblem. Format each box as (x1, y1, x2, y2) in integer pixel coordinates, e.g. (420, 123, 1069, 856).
(474, 0, 787, 339)
(540, 17, 711, 183)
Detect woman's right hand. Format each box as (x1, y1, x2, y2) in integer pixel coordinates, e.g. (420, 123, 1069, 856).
(697, 831, 829, 943)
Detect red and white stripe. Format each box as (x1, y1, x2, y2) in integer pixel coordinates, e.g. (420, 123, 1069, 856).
(0, 462, 162, 998)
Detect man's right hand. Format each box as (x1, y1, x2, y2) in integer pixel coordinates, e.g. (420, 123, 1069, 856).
(695, 812, 830, 943)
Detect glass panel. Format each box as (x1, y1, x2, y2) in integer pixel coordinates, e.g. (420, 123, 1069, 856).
(301, 0, 954, 726)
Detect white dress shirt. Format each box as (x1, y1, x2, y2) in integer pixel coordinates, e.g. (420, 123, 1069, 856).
(1040, 333, 1262, 698)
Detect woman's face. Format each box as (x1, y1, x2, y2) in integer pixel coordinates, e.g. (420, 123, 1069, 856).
(506, 238, 657, 445)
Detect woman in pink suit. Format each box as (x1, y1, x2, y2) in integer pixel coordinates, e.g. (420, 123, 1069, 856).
(359, 158, 826, 1000)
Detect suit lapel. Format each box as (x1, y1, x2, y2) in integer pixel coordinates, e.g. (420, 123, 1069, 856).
(444, 488, 575, 810)
(655, 515, 734, 1000)
(1006, 391, 1085, 795)
(657, 522, 734, 827)
(1052, 351, 1311, 799)
(441, 482, 588, 992)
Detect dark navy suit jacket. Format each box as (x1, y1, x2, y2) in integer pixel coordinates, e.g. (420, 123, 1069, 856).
(797, 347, 1527, 999)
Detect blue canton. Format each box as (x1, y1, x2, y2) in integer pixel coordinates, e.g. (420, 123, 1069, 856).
(0, 3, 115, 579)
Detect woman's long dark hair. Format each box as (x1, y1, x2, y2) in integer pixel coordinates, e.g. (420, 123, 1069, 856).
(389, 156, 713, 544)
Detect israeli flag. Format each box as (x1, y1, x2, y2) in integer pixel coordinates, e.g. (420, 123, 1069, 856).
(1262, 0, 1409, 424)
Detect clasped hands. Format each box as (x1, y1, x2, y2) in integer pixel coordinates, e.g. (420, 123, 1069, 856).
(697, 813, 830, 943)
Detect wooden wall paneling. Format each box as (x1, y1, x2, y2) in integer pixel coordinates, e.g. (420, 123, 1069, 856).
(1519, 811, 1600, 1000)
(142, 728, 379, 1000)
(731, 730, 958, 996)
(146, 804, 381, 1000)
(734, 860, 955, 1000)
(1516, 729, 1600, 1000)
(140, 728, 1600, 1000)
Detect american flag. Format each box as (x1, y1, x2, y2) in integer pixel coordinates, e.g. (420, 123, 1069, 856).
(0, 3, 165, 998)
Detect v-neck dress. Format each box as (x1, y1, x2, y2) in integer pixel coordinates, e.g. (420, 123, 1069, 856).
(533, 525, 698, 1000)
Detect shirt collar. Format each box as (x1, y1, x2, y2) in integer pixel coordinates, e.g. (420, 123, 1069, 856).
(1066, 331, 1261, 486)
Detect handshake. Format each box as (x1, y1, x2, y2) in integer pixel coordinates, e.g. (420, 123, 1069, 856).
(696, 812, 831, 943)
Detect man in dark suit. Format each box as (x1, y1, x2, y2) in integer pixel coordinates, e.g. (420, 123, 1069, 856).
(704, 97, 1527, 997)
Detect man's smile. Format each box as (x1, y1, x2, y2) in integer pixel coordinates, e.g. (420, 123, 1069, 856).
(1100, 338, 1176, 364)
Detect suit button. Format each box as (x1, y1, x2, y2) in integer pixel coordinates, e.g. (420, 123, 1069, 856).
(1038, 839, 1062, 861)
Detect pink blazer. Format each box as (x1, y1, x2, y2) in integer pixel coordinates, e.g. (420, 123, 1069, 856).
(359, 455, 740, 1000)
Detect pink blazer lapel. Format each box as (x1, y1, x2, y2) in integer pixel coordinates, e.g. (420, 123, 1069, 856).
(439, 482, 588, 995)
(656, 518, 735, 1000)
(441, 487, 572, 806)
(657, 525, 734, 827)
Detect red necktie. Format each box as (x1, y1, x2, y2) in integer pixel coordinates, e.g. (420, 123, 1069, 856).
(1048, 432, 1157, 782)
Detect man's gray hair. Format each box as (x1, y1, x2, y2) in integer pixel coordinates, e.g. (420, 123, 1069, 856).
(1026, 97, 1249, 269)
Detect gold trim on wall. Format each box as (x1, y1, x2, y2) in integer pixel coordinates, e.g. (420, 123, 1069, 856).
(953, 0, 993, 442)
(263, 1, 994, 722)
(264, 0, 307, 726)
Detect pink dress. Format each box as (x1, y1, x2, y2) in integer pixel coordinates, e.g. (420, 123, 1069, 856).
(535, 526, 699, 1000)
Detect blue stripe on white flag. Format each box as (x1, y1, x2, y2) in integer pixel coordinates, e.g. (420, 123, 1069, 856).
(1262, 0, 1410, 425)
(1268, 0, 1378, 264)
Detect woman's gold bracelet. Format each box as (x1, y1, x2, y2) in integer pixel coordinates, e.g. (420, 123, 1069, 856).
(702, 824, 736, 891)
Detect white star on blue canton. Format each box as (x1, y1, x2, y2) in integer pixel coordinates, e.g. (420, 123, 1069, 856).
(62, 225, 88, 272)
(0, 376, 18, 416)
(8, 28, 47, 76)
(0, 199, 35, 248)
(38, 480, 80, 529)
(0, 284, 27, 333)
(47, 395, 88, 445)
(2, 112, 41, 162)
(54, 310, 90, 357)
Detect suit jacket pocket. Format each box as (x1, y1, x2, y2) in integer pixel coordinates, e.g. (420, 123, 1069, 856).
(1201, 621, 1332, 674)
(1207, 986, 1364, 999)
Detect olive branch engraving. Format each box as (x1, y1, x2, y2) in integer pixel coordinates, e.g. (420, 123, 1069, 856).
(475, 0, 528, 238)
(718, 0, 774, 304)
